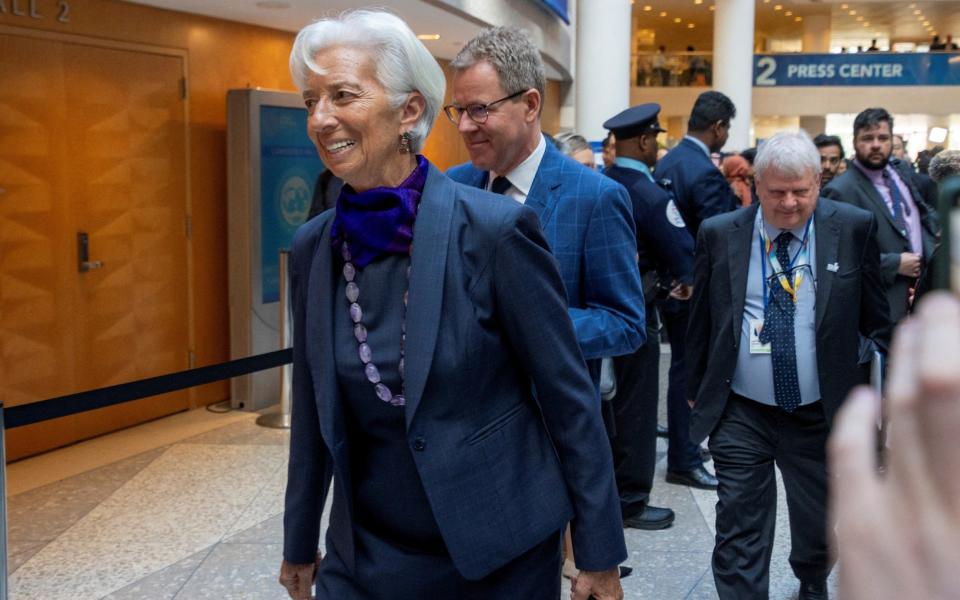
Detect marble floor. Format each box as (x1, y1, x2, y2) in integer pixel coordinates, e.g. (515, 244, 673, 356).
(5, 348, 839, 599)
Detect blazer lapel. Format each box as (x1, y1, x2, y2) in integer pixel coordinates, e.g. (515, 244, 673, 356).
(525, 144, 563, 228)
(814, 201, 840, 331)
(728, 205, 757, 342)
(403, 165, 454, 429)
(852, 167, 905, 239)
(305, 216, 345, 449)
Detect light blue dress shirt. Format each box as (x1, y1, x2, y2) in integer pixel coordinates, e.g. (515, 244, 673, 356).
(731, 212, 821, 407)
(684, 135, 712, 159)
(613, 156, 655, 182)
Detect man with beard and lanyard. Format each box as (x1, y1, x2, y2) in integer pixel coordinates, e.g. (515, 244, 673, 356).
(823, 107, 938, 323)
(601, 103, 695, 531)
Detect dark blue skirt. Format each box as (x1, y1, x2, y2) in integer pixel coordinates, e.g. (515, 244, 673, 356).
(316, 525, 562, 599)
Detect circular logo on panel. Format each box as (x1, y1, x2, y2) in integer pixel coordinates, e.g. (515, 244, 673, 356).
(666, 199, 686, 228)
(280, 176, 311, 226)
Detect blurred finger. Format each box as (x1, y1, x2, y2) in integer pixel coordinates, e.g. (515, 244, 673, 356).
(296, 568, 313, 600)
(914, 293, 960, 507)
(829, 387, 881, 521)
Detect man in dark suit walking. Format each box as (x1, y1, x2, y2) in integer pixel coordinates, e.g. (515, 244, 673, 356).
(601, 103, 695, 531)
(687, 131, 893, 600)
(822, 108, 938, 323)
(652, 90, 740, 490)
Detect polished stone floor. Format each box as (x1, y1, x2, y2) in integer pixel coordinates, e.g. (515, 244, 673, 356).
(6, 347, 839, 599)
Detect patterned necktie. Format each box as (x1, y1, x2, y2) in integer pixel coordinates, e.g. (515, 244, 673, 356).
(882, 169, 908, 236)
(490, 175, 512, 195)
(758, 232, 802, 412)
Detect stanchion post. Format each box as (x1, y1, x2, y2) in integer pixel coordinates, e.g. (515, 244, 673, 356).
(0, 402, 9, 600)
(257, 250, 293, 429)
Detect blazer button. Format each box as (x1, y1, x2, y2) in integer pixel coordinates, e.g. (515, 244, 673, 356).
(413, 438, 426, 451)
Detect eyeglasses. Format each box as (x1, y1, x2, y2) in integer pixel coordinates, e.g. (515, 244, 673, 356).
(443, 89, 527, 125)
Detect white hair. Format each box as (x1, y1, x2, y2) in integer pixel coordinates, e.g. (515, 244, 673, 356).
(754, 130, 822, 182)
(289, 9, 445, 153)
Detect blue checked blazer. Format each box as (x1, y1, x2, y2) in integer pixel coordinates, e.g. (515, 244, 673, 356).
(283, 165, 627, 582)
(448, 141, 646, 383)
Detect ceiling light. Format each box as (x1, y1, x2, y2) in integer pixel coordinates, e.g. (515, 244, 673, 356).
(774, 4, 782, 10)
(840, 3, 848, 8)
(709, 5, 715, 10)
(914, 9, 922, 15)
(795, 16, 802, 22)
(863, 22, 870, 27)
(930, 127, 948, 144)
(660, 11, 667, 17)
(909, 3, 916, 7)
(674, 17, 682, 22)
(417, 34, 441, 40)
(688, 23, 696, 28)
(856, 16, 863, 21)
(849, 10, 856, 15)
(643, 5, 652, 11)
(695, 0, 703, 4)
(924, 21, 930, 26)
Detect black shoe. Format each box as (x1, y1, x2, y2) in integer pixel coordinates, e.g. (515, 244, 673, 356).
(666, 465, 719, 490)
(798, 579, 828, 600)
(657, 424, 668, 438)
(622, 505, 675, 530)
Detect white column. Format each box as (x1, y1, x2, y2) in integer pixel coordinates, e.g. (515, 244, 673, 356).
(575, 0, 632, 142)
(713, 0, 755, 151)
(802, 14, 832, 53)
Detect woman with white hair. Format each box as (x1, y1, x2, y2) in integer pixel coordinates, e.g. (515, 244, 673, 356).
(280, 10, 624, 600)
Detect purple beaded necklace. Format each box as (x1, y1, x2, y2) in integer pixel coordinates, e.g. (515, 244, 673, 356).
(340, 240, 411, 407)
(332, 155, 428, 407)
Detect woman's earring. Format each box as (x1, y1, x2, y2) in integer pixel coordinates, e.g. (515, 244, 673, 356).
(398, 131, 413, 154)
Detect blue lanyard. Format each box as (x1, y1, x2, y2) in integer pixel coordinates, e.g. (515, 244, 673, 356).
(759, 216, 813, 310)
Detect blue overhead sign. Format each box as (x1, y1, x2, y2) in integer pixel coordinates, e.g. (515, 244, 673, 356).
(754, 52, 960, 86)
(534, 0, 569, 24)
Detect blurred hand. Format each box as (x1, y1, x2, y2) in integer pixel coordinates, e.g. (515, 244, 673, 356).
(669, 282, 692, 301)
(279, 553, 322, 600)
(829, 292, 960, 600)
(898, 252, 921, 277)
(687, 398, 695, 409)
(570, 567, 623, 600)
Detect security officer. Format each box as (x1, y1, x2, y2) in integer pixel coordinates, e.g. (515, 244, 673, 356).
(601, 103, 695, 529)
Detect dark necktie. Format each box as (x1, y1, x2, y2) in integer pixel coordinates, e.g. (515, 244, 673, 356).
(882, 169, 908, 236)
(490, 175, 512, 195)
(758, 232, 802, 412)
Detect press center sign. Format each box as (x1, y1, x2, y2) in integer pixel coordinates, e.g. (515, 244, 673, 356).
(754, 53, 960, 87)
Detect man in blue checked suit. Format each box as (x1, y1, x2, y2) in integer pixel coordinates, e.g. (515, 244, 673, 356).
(445, 27, 646, 393)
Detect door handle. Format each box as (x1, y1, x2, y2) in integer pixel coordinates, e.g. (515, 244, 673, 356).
(77, 232, 104, 272)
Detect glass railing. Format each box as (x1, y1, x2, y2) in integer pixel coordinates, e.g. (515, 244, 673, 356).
(633, 52, 713, 87)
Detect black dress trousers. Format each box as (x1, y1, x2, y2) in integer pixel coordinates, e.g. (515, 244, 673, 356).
(610, 316, 661, 518)
(709, 394, 832, 600)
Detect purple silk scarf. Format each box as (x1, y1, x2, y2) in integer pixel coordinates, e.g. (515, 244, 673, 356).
(331, 155, 429, 268)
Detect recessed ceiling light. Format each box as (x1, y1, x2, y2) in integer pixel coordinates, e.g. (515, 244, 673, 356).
(694, 0, 703, 4)
(909, 3, 917, 7)
(688, 23, 695, 28)
(416, 34, 441, 40)
(849, 10, 856, 15)
(914, 9, 922, 14)
(774, 4, 782, 10)
(840, 3, 848, 9)
(795, 16, 802, 22)
(863, 22, 870, 27)
(255, 0, 289, 8)
(785, 11, 792, 16)
(856, 16, 863, 21)
(674, 17, 682, 22)
(643, 5, 652, 11)
(709, 5, 715, 10)
(660, 11, 668, 17)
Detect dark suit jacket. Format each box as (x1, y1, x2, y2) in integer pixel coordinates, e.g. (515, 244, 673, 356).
(685, 200, 893, 443)
(448, 141, 646, 380)
(283, 165, 627, 580)
(654, 137, 739, 238)
(822, 161, 938, 322)
(604, 164, 694, 284)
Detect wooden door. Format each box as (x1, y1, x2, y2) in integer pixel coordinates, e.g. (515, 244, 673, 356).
(0, 33, 191, 460)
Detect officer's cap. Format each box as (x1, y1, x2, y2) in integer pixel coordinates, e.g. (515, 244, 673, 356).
(603, 103, 666, 140)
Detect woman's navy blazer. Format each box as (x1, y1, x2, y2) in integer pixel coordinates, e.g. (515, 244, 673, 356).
(282, 165, 626, 580)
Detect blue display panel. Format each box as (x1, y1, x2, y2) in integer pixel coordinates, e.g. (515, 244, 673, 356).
(259, 106, 322, 303)
(754, 52, 960, 87)
(535, 0, 569, 24)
